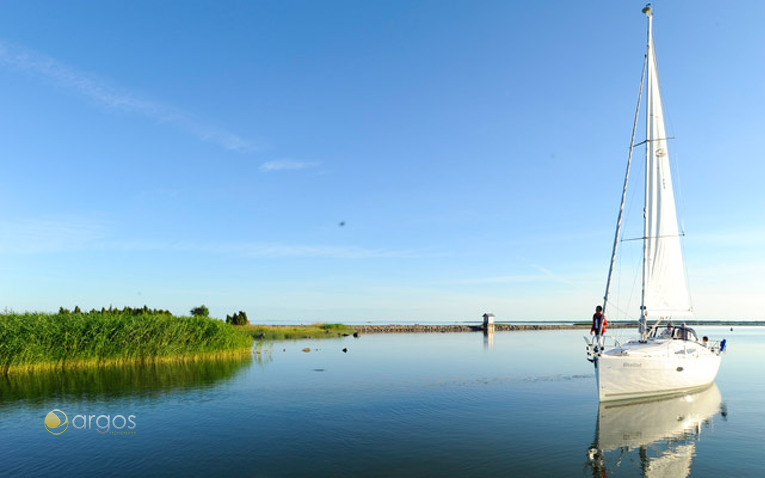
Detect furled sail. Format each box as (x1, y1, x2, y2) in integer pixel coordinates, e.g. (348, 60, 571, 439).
(642, 15, 693, 318)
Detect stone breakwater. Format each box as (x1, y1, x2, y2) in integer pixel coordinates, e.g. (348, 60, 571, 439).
(347, 324, 635, 334)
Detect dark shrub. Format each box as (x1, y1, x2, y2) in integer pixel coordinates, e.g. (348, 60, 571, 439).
(226, 311, 249, 326)
(190, 305, 210, 318)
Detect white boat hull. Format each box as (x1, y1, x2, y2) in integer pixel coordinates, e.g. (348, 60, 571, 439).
(594, 339, 721, 402)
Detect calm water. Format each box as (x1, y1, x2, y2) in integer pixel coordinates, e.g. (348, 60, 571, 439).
(1, 326, 763, 477)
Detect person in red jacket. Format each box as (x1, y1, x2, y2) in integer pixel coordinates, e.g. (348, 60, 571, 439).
(590, 305, 607, 350)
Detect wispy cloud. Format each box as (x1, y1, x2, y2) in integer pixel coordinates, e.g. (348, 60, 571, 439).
(103, 241, 425, 260)
(0, 218, 419, 259)
(530, 264, 577, 287)
(0, 218, 107, 254)
(449, 275, 554, 285)
(448, 264, 582, 287)
(190, 242, 419, 259)
(259, 159, 320, 173)
(0, 40, 254, 152)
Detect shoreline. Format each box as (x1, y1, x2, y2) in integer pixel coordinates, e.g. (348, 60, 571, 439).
(253, 321, 758, 336)
(342, 322, 755, 334)
(346, 324, 622, 334)
(1, 347, 252, 376)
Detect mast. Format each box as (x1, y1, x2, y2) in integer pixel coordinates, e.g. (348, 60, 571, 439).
(640, 4, 653, 340)
(604, 4, 691, 339)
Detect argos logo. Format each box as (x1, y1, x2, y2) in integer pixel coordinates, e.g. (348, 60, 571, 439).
(45, 409, 136, 435)
(44, 409, 69, 435)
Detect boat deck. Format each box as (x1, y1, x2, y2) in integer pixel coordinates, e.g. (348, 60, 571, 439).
(602, 338, 710, 358)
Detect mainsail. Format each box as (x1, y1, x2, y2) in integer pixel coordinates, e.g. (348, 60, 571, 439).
(642, 10, 692, 318)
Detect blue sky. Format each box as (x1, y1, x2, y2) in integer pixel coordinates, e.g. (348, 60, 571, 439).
(0, 1, 763, 323)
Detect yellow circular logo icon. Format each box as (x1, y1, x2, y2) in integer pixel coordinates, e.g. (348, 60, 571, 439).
(44, 409, 69, 435)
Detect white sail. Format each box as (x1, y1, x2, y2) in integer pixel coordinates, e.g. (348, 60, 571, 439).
(642, 14, 692, 318)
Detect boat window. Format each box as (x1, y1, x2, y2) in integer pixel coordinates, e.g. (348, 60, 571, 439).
(659, 326, 673, 338)
(671, 326, 698, 341)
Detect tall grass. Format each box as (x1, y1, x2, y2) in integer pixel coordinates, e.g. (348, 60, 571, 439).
(0, 311, 253, 374)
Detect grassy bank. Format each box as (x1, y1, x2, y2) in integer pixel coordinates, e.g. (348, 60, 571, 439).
(0, 311, 253, 374)
(242, 323, 356, 340)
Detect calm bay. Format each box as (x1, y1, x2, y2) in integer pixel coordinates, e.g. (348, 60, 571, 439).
(1, 326, 762, 477)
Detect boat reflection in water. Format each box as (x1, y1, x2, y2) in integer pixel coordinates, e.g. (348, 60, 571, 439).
(587, 383, 724, 477)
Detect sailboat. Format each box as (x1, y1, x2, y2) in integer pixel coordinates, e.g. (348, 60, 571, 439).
(585, 5, 725, 402)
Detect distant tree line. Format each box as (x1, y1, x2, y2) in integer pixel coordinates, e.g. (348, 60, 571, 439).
(55, 304, 251, 326)
(190, 305, 250, 325)
(58, 305, 173, 316)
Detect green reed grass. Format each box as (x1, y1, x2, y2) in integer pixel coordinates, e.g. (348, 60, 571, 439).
(0, 311, 253, 374)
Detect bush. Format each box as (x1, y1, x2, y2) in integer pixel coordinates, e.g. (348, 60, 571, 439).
(226, 311, 249, 326)
(190, 305, 210, 318)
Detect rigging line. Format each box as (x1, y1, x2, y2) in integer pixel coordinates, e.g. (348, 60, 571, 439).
(678, 213, 695, 313)
(604, 300, 639, 322)
(673, 149, 687, 236)
(670, 135, 693, 309)
(602, 46, 649, 317)
(633, 136, 675, 147)
(610, 237, 642, 323)
(621, 233, 686, 242)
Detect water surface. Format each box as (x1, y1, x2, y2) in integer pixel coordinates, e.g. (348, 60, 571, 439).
(1, 327, 762, 476)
